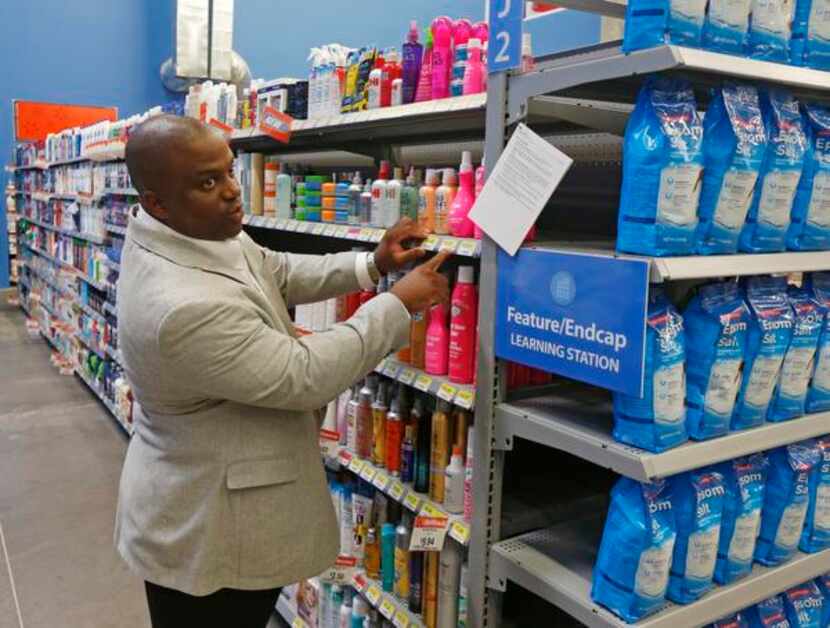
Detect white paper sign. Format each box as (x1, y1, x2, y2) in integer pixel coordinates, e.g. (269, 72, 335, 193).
(469, 123, 572, 256)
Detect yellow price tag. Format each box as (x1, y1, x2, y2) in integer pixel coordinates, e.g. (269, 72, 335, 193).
(379, 598, 396, 619)
(457, 239, 478, 257)
(389, 481, 406, 501)
(360, 464, 377, 483)
(348, 458, 365, 475)
(292, 617, 306, 628)
(373, 471, 391, 491)
(404, 492, 422, 512)
(438, 237, 459, 252)
(392, 610, 410, 628)
(414, 374, 433, 392)
(296, 222, 310, 233)
(437, 382, 458, 402)
(359, 228, 373, 241)
(423, 234, 439, 250)
(312, 223, 325, 235)
(399, 369, 416, 385)
(421, 503, 447, 519)
(450, 520, 471, 545)
(455, 389, 475, 409)
(366, 585, 382, 606)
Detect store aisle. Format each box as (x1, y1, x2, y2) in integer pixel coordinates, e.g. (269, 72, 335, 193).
(0, 298, 149, 628)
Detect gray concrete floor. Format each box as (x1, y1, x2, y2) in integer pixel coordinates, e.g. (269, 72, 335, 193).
(0, 298, 286, 628)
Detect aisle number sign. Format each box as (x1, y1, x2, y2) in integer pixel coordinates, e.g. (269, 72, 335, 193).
(489, 0, 523, 73)
(495, 248, 649, 396)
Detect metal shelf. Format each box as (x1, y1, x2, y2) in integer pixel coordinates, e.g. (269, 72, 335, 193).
(489, 515, 830, 628)
(242, 215, 482, 258)
(21, 214, 107, 245)
(76, 332, 107, 361)
(75, 368, 132, 436)
(105, 223, 127, 236)
(103, 301, 117, 317)
(77, 299, 107, 324)
(76, 273, 109, 292)
(509, 43, 830, 120)
(377, 356, 476, 409)
(350, 569, 426, 628)
(527, 240, 830, 283)
(495, 391, 830, 482)
(275, 594, 309, 628)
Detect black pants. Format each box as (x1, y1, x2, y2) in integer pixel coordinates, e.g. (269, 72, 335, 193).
(145, 581, 281, 628)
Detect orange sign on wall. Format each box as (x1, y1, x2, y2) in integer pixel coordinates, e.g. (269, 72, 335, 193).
(14, 100, 118, 143)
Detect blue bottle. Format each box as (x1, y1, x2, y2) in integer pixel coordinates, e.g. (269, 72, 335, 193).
(381, 523, 395, 592)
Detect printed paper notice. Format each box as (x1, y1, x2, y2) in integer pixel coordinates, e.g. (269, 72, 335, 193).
(469, 123, 572, 256)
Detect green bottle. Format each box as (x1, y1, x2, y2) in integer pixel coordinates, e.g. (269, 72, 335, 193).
(400, 166, 420, 221)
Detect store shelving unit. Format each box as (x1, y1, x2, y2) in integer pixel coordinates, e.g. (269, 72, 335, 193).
(470, 10, 830, 628)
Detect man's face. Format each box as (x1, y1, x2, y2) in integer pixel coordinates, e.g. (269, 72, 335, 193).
(148, 130, 243, 241)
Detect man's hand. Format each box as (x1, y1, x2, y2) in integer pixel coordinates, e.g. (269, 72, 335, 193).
(390, 251, 452, 314)
(374, 217, 428, 275)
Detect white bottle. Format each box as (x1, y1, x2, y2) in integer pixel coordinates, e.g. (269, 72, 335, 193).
(367, 67, 383, 110)
(464, 426, 474, 522)
(444, 445, 465, 514)
(276, 163, 292, 219)
(385, 167, 404, 228)
(339, 588, 352, 628)
(391, 78, 404, 107)
(371, 161, 391, 227)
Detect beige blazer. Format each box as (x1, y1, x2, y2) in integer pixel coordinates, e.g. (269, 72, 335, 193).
(114, 209, 410, 595)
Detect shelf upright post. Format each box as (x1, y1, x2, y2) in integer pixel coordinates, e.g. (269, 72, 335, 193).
(469, 70, 510, 628)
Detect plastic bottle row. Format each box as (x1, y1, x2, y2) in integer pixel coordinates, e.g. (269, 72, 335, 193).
(20, 226, 110, 285)
(617, 81, 830, 257)
(237, 151, 489, 238)
(592, 437, 829, 623)
(294, 262, 478, 384)
(614, 273, 830, 454)
(327, 468, 469, 628)
(709, 576, 829, 628)
(623, 0, 830, 70)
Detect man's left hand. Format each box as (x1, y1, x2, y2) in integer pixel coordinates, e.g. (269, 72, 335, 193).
(374, 217, 428, 275)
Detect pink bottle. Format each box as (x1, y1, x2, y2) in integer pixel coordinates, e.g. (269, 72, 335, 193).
(449, 266, 477, 384)
(473, 159, 485, 239)
(449, 151, 476, 238)
(430, 16, 453, 100)
(424, 302, 450, 376)
(462, 38, 485, 96)
(414, 28, 434, 103)
(451, 19, 473, 97)
(472, 21, 490, 91)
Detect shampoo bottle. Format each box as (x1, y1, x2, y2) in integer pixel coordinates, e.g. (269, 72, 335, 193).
(437, 543, 462, 628)
(444, 445, 465, 514)
(462, 38, 485, 96)
(394, 513, 411, 600)
(371, 161, 390, 226)
(413, 397, 432, 494)
(381, 523, 396, 592)
(401, 167, 420, 221)
(385, 392, 403, 475)
(402, 22, 423, 104)
(365, 527, 380, 580)
(351, 595, 369, 628)
(448, 151, 476, 237)
(435, 168, 457, 235)
(451, 19, 473, 97)
(410, 307, 428, 369)
(449, 266, 477, 384)
(339, 587, 352, 628)
(360, 179, 373, 225)
(415, 28, 435, 103)
(423, 552, 439, 628)
(418, 169, 439, 233)
(401, 424, 415, 484)
(425, 303, 450, 376)
(385, 167, 404, 228)
(356, 380, 374, 459)
(409, 548, 424, 614)
(372, 382, 388, 467)
(276, 162, 292, 219)
(348, 173, 363, 225)
(346, 382, 360, 452)
(431, 17, 453, 100)
(430, 400, 452, 503)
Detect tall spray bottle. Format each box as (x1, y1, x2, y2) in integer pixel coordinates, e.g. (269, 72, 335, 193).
(473, 21, 490, 91)
(431, 16, 453, 99)
(425, 302, 450, 376)
(451, 19, 473, 97)
(449, 151, 476, 237)
(449, 266, 478, 384)
(435, 168, 457, 235)
(415, 29, 434, 103)
(463, 38, 485, 96)
(402, 22, 423, 105)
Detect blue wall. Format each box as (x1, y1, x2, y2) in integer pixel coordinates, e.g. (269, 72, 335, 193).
(0, 0, 178, 288)
(234, 0, 486, 79)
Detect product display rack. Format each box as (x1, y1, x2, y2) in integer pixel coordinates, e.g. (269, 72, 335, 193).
(276, 592, 311, 628)
(470, 10, 830, 628)
(350, 569, 427, 628)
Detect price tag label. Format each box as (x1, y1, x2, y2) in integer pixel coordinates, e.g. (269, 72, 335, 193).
(348, 458, 365, 475)
(373, 471, 391, 491)
(455, 389, 475, 409)
(389, 481, 406, 501)
(449, 520, 471, 545)
(292, 617, 305, 628)
(347, 227, 362, 239)
(323, 225, 337, 237)
(359, 228, 373, 242)
(296, 222, 310, 233)
(285, 220, 298, 231)
(437, 382, 458, 402)
(421, 503, 447, 519)
(379, 598, 396, 620)
(320, 555, 357, 584)
(414, 374, 433, 392)
(457, 240, 478, 257)
(409, 515, 449, 552)
(439, 238, 459, 253)
(422, 235, 439, 251)
(275, 219, 287, 230)
(338, 449, 353, 466)
(392, 610, 410, 628)
(319, 429, 341, 458)
(366, 585, 382, 606)
(404, 492, 422, 512)
(312, 223, 325, 235)
(372, 229, 385, 243)
(377, 358, 389, 373)
(399, 369, 416, 385)
(352, 573, 368, 592)
(335, 226, 349, 238)
(360, 464, 377, 483)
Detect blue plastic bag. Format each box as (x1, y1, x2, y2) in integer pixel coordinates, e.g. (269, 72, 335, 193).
(710, 612, 751, 628)
(748, 0, 797, 62)
(806, 273, 830, 412)
(667, 469, 726, 603)
(714, 454, 768, 585)
(800, 435, 830, 552)
(787, 104, 830, 251)
(622, 0, 707, 51)
(684, 281, 750, 440)
(741, 90, 807, 253)
(703, 0, 753, 53)
(613, 286, 688, 452)
(732, 276, 794, 431)
(696, 84, 766, 255)
(755, 440, 821, 566)
(617, 77, 704, 257)
(783, 581, 825, 627)
(592, 477, 676, 622)
(792, 0, 830, 69)
(791, 0, 812, 66)
(816, 573, 830, 627)
(747, 595, 792, 628)
(768, 286, 823, 421)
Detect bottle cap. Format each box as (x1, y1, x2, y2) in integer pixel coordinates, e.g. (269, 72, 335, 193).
(408, 20, 419, 43)
(379, 161, 391, 179)
(443, 167, 456, 185)
(452, 444, 463, 457)
(458, 265, 474, 284)
(394, 167, 404, 180)
(460, 151, 473, 172)
(468, 37, 481, 50)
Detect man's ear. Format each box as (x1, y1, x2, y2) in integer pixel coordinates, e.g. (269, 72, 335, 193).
(139, 190, 168, 223)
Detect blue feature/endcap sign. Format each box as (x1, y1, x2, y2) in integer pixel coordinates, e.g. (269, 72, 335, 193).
(496, 248, 650, 396)
(488, 0, 523, 73)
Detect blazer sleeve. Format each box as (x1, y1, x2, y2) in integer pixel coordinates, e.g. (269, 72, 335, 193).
(263, 249, 362, 307)
(157, 292, 410, 411)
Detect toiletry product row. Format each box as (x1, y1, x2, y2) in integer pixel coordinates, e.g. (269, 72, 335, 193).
(615, 273, 830, 454)
(618, 81, 830, 257)
(593, 437, 829, 623)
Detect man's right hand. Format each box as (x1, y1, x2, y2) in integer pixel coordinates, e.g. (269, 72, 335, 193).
(390, 251, 452, 313)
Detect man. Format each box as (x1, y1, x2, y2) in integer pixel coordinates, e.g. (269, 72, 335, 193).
(114, 115, 449, 627)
